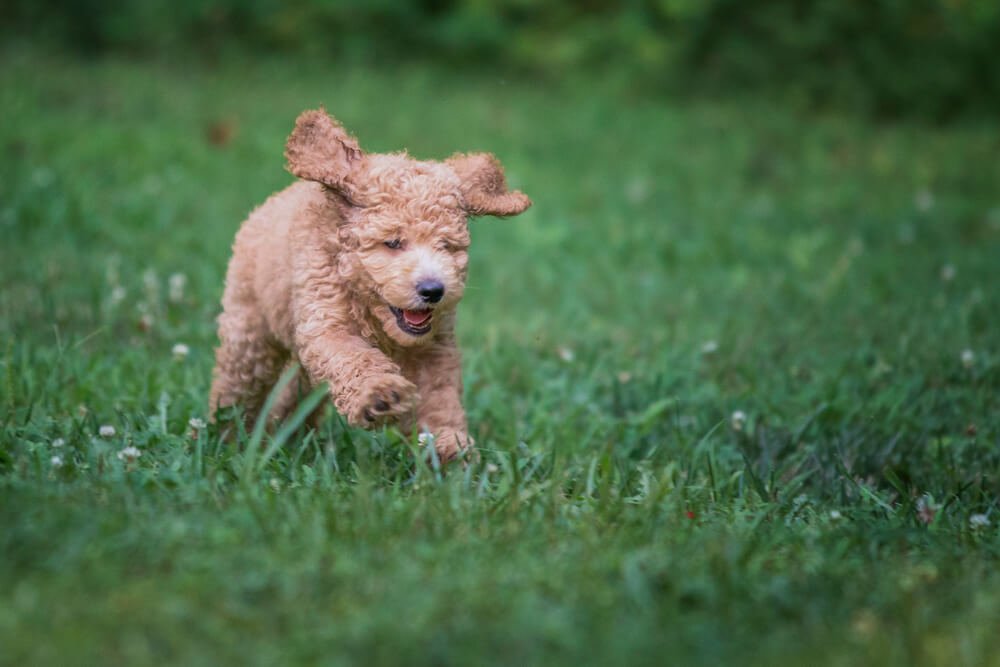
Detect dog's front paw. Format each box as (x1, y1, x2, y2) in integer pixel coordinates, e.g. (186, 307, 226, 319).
(423, 429, 476, 465)
(343, 373, 418, 427)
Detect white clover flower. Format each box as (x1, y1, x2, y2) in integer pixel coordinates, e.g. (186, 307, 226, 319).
(110, 285, 127, 305)
(172, 343, 190, 360)
(50, 455, 64, 468)
(616, 371, 632, 384)
(269, 477, 282, 492)
(829, 510, 843, 520)
(485, 463, 499, 474)
(701, 340, 719, 355)
(915, 189, 934, 212)
(916, 495, 939, 525)
(961, 349, 975, 369)
(188, 417, 206, 430)
(557, 346, 575, 362)
(168, 272, 187, 303)
(969, 513, 990, 529)
(138, 312, 154, 332)
(117, 446, 142, 463)
(625, 177, 649, 204)
(939, 264, 956, 282)
(52, 438, 65, 448)
(99, 425, 116, 438)
(731, 410, 747, 432)
(142, 268, 159, 295)
(417, 430, 435, 448)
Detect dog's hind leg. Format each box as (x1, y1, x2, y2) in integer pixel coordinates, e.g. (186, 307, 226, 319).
(209, 307, 289, 431)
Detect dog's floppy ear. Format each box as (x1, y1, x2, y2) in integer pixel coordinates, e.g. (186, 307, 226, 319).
(447, 153, 531, 217)
(285, 108, 363, 194)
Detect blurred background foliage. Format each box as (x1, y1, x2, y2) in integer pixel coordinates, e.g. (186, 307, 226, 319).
(4, 0, 1000, 121)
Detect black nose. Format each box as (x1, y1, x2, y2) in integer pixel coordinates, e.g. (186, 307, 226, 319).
(417, 279, 445, 304)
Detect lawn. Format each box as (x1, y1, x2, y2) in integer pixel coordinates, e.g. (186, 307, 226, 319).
(1, 48, 999, 666)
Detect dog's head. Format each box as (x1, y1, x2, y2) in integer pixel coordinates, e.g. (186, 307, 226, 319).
(285, 109, 531, 346)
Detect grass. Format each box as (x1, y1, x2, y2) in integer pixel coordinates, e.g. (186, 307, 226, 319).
(1, 47, 999, 666)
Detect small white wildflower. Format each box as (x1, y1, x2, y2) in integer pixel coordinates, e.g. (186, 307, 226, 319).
(961, 349, 975, 369)
(730, 410, 747, 432)
(830, 510, 843, 520)
(168, 272, 187, 303)
(117, 445, 142, 463)
(109, 285, 127, 305)
(52, 438, 65, 448)
(969, 513, 990, 529)
(701, 340, 719, 355)
(916, 494, 939, 525)
(188, 417, 206, 430)
(99, 425, 116, 438)
(939, 264, 956, 282)
(557, 346, 575, 362)
(486, 463, 499, 474)
(914, 189, 934, 212)
(617, 371, 632, 384)
(417, 431, 435, 448)
(625, 177, 649, 204)
(50, 455, 64, 468)
(269, 477, 282, 492)
(138, 312, 154, 332)
(172, 343, 190, 360)
(142, 268, 159, 295)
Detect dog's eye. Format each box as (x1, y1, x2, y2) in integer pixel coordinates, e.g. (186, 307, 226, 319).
(383, 239, 403, 250)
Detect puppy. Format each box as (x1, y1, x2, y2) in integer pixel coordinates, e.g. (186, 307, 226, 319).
(209, 109, 531, 461)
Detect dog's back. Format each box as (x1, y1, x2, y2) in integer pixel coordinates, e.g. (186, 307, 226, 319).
(223, 180, 328, 349)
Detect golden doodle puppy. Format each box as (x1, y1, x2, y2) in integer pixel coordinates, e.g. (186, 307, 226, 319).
(209, 109, 531, 462)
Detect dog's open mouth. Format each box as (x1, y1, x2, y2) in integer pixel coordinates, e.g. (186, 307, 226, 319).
(389, 306, 433, 336)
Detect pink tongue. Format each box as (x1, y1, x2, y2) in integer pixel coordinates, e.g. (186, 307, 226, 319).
(403, 309, 432, 326)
